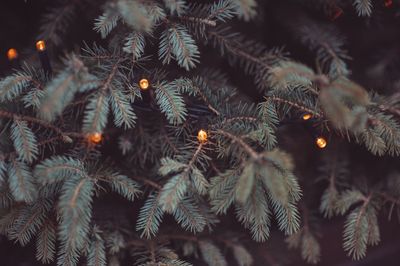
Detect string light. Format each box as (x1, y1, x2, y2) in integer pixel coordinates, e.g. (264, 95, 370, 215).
(36, 40, 46, 51)
(384, 0, 393, 8)
(7, 48, 18, 61)
(35, 40, 52, 74)
(330, 6, 343, 21)
(315, 137, 327, 149)
(197, 129, 208, 144)
(88, 132, 103, 144)
(139, 78, 150, 90)
(302, 113, 312, 121)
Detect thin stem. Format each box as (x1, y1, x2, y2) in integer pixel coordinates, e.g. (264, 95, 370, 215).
(0, 109, 81, 138)
(214, 129, 260, 160)
(131, 176, 162, 190)
(264, 96, 324, 118)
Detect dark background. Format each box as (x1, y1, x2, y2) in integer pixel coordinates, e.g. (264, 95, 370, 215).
(1, 0, 400, 265)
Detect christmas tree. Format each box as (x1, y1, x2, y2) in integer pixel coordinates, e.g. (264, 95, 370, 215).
(1, 0, 400, 265)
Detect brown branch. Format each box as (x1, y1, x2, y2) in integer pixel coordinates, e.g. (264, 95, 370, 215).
(377, 104, 400, 118)
(218, 116, 258, 128)
(351, 193, 372, 248)
(207, 29, 270, 70)
(88, 60, 120, 132)
(180, 16, 216, 26)
(214, 129, 260, 160)
(192, 84, 220, 116)
(264, 96, 324, 118)
(0, 109, 77, 137)
(0, 134, 81, 161)
(376, 192, 400, 205)
(185, 143, 204, 173)
(131, 176, 162, 190)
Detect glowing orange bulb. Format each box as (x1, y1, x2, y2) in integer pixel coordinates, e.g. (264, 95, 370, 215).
(36, 40, 46, 51)
(139, 79, 150, 90)
(88, 132, 102, 144)
(197, 129, 208, 144)
(302, 114, 312, 121)
(7, 48, 18, 60)
(316, 137, 327, 149)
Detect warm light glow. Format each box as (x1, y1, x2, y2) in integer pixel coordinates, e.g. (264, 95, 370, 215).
(88, 132, 102, 144)
(139, 78, 150, 90)
(316, 137, 327, 149)
(7, 48, 18, 60)
(197, 129, 208, 143)
(36, 40, 46, 51)
(385, 0, 393, 7)
(331, 7, 343, 21)
(302, 114, 312, 121)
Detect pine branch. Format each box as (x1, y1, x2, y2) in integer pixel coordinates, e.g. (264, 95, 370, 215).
(172, 77, 221, 116)
(271, 200, 301, 235)
(34, 156, 86, 185)
(154, 81, 187, 125)
(109, 87, 137, 129)
(335, 190, 365, 215)
(0, 160, 6, 183)
(207, 0, 237, 22)
(117, 0, 165, 33)
(39, 55, 87, 121)
(158, 167, 190, 213)
(83, 59, 121, 133)
(108, 174, 141, 201)
(8, 199, 52, 246)
(233, 0, 257, 21)
(0, 73, 31, 102)
(0, 109, 75, 139)
(198, 240, 228, 266)
(173, 197, 207, 233)
(123, 31, 146, 62)
(36, 220, 57, 264)
(8, 159, 37, 203)
(236, 181, 271, 241)
(58, 176, 94, 266)
(214, 129, 260, 160)
(353, 0, 373, 17)
(206, 26, 271, 73)
(39, 2, 76, 45)
(87, 226, 107, 266)
(298, 22, 350, 78)
(163, 0, 187, 16)
(94, 7, 120, 38)
(264, 96, 323, 118)
(10, 120, 38, 163)
(232, 244, 253, 266)
(83, 92, 110, 133)
(158, 143, 205, 212)
(209, 170, 239, 214)
(136, 192, 164, 238)
(159, 24, 200, 70)
(343, 194, 372, 260)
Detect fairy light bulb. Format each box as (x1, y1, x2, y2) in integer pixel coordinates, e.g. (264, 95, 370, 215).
(331, 6, 343, 21)
(302, 113, 312, 121)
(139, 78, 150, 90)
(7, 48, 18, 60)
(315, 137, 327, 149)
(197, 129, 208, 144)
(36, 40, 46, 51)
(88, 132, 102, 144)
(384, 0, 393, 8)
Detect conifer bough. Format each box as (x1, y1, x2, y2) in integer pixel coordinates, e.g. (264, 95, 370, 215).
(0, 0, 400, 265)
